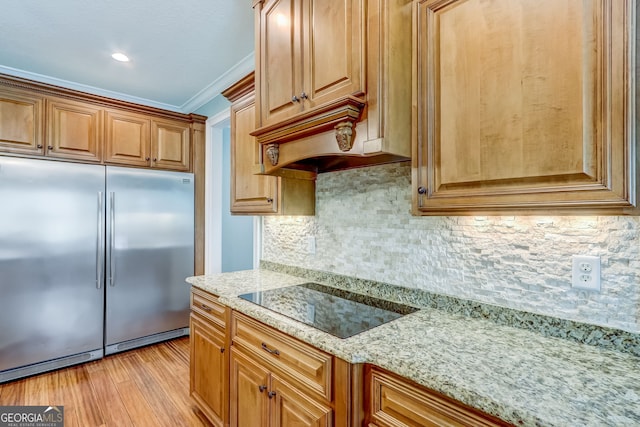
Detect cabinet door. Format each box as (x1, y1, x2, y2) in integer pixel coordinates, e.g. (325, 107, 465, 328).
(256, 0, 365, 127)
(367, 367, 507, 427)
(304, 0, 364, 109)
(151, 119, 191, 171)
(230, 348, 270, 427)
(413, 0, 636, 214)
(46, 98, 103, 162)
(257, 0, 303, 127)
(231, 92, 278, 214)
(104, 109, 151, 167)
(0, 87, 44, 155)
(190, 313, 228, 427)
(270, 376, 332, 427)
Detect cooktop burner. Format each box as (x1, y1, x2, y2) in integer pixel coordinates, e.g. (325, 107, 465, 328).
(238, 282, 418, 339)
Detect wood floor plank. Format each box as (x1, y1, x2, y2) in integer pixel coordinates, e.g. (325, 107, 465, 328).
(0, 338, 200, 427)
(0, 377, 25, 405)
(22, 369, 50, 406)
(115, 379, 163, 427)
(143, 346, 208, 426)
(65, 365, 105, 426)
(118, 352, 188, 427)
(85, 365, 133, 427)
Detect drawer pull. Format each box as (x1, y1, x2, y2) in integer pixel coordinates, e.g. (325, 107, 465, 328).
(259, 385, 267, 393)
(261, 342, 280, 356)
(268, 391, 276, 399)
(200, 304, 212, 312)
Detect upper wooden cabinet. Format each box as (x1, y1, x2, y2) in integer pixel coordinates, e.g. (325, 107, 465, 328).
(251, 0, 412, 175)
(256, 0, 364, 128)
(223, 73, 315, 215)
(0, 74, 200, 172)
(105, 110, 190, 171)
(0, 87, 44, 155)
(104, 109, 151, 168)
(47, 97, 103, 162)
(151, 119, 191, 171)
(412, 0, 638, 215)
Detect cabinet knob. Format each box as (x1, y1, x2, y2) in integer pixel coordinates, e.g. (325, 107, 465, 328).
(37, 144, 43, 149)
(220, 347, 225, 353)
(417, 186, 427, 195)
(47, 145, 53, 150)
(291, 95, 300, 103)
(300, 92, 308, 100)
(266, 198, 273, 203)
(153, 158, 157, 162)
(258, 385, 267, 393)
(268, 391, 276, 399)
(145, 157, 150, 161)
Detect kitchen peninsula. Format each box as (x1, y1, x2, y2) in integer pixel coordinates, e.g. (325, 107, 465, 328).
(187, 266, 640, 427)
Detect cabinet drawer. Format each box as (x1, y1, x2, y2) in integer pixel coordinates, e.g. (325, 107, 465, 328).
(231, 312, 332, 401)
(368, 367, 509, 427)
(191, 288, 226, 329)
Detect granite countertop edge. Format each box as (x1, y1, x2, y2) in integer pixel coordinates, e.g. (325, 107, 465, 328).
(186, 270, 640, 427)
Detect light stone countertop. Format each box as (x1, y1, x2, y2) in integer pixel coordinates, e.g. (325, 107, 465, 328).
(187, 270, 640, 427)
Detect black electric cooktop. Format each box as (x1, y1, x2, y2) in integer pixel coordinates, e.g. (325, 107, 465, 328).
(238, 282, 418, 339)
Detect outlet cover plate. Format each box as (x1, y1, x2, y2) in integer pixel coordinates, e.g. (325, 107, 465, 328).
(571, 255, 601, 291)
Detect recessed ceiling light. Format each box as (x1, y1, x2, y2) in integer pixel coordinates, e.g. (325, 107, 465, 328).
(111, 52, 130, 62)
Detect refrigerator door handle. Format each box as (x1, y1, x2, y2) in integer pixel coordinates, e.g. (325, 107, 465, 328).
(109, 192, 116, 287)
(96, 192, 104, 289)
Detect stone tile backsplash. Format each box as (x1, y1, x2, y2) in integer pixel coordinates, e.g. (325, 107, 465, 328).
(262, 162, 640, 333)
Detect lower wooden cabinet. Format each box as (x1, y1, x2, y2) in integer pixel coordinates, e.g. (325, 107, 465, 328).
(229, 312, 333, 427)
(189, 289, 229, 427)
(365, 366, 510, 427)
(230, 347, 332, 427)
(189, 288, 511, 427)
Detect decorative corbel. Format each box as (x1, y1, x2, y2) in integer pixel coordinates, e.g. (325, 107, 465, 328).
(265, 143, 280, 166)
(334, 121, 355, 152)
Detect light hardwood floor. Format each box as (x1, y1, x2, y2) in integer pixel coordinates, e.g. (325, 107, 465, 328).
(0, 337, 211, 426)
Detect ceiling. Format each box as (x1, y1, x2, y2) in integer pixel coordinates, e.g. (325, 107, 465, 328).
(0, 0, 255, 115)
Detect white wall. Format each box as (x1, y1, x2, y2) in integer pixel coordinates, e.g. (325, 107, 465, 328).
(262, 163, 640, 333)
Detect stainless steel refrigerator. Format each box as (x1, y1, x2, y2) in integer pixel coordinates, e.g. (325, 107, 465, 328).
(0, 157, 194, 382)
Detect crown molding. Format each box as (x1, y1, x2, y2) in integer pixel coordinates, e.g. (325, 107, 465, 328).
(180, 52, 255, 113)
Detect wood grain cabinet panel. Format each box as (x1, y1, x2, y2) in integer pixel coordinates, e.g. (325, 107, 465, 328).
(0, 87, 44, 155)
(256, 0, 364, 128)
(104, 109, 151, 167)
(46, 98, 103, 162)
(189, 289, 229, 427)
(365, 367, 510, 427)
(229, 347, 333, 427)
(151, 119, 190, 171)
(252, 0, 412, 176)
(270, 376, 332, 427)
(230, 347, 272, 427)
(231, 312, 332, 401)
(223, 73, 315, 215)
(105, 111, 191, 171)
(412, 0, 637, 214)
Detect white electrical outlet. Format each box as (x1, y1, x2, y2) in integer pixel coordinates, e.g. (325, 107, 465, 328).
(571, 255, 601, 291)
